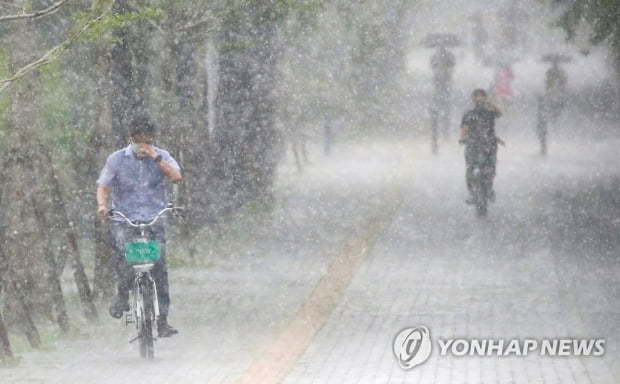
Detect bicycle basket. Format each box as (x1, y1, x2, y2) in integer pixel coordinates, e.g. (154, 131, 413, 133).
(125, 241, 160, 263)
(476, 156, 495, 169)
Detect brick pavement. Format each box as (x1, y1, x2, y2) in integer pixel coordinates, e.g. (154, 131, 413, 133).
(1, 132, 618, 384)
(280, 134, 619, 384)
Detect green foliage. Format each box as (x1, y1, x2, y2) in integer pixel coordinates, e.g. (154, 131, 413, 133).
(270, 0, 328, 19)
(71, 6, 164, 45)
(218, 0, 327, 27)
(0, 354, 21, 367)
(8, 320, 87, 355)
(557, 0, 618, 42)
(558, 0, 620, 77)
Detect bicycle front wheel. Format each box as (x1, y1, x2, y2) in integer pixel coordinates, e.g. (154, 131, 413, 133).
(472, 169, 488, 218)
(138, 279, 155, 359)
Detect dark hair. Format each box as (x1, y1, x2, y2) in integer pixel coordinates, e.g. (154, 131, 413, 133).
(472, 88, 487, 98)
(129, 116, 156, 138)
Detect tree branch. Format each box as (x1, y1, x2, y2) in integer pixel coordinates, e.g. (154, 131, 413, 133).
(179, 18, 215, 33)
(0, 0, 73, 22)
(0, 1, 114, 94)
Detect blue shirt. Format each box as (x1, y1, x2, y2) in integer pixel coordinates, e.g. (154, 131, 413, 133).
(97, 145, 180, 221)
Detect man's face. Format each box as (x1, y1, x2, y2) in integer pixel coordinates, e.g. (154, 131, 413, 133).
(130, 134, 155, 145)
(129, 134, 155, 158)
(473, 93, 487, 105)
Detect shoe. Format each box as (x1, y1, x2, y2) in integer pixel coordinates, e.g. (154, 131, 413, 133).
(157, 319, 178, 337)
(109, 295, 130, 319)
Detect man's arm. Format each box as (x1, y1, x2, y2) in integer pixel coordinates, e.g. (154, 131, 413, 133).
(494, 104, 502, 118)
(96, 185, 110, 219)
(137, 143, 183, 183)
(485, 102, 502, 118)
(154, 156, 182, 183)
(459, 124, 469, 144)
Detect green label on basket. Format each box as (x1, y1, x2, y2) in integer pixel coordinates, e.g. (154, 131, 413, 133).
(125, 241, 160, 263)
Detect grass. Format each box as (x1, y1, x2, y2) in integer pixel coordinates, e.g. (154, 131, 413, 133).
(167, 199, 278, 269)
(6, 319, 90, 356)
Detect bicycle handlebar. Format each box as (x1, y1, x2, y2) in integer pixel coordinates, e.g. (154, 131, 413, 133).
(108, 205, 184, 228)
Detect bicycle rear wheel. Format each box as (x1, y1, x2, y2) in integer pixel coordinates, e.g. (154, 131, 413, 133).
(472, 169, 488, 218)
(138, 279, 155, 359)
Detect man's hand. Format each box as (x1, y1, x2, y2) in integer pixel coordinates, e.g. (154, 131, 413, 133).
(134, 142, 157, 159)
(131, 139, 182, 183)
(459, 124, 469, 144)
(484, 102, 502, 116)
(96, 204, 108, 219)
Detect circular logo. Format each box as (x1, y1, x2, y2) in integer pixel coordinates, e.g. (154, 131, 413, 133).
(393, 326, 432, 370)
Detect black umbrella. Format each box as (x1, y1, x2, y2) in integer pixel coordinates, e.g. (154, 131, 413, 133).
(541, 53, 572, 64)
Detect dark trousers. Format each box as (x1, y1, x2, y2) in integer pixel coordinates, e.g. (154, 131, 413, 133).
(430, 90, 452, 139)
(108, 221, 171, 317)
(465, 141, 497, 194)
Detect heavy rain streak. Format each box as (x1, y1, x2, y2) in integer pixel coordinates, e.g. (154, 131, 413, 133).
(0, 0, 618, 383)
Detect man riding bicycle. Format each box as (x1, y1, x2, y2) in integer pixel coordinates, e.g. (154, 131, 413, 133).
(96, 116, 182, 337)
(459, 89, 502, 204)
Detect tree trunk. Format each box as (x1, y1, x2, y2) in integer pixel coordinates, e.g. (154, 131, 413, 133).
(212, 5, 281, 214)
(110, 0, 136, 146)
(0, 246, 40, 348)
(30, 197, 70, 333)
(0, 262, 13, 359)
(93, 217, 115, 299)
(3, 279, 41, 349)
(42, 149, 98, 321)
(110, 27, 134, 147)
(110, 0, 153, 145)
(175, 39, 211, 234)
(0, 305, 13, 360)
(0, 0, 46, 345)
(89, 44, 116, 300)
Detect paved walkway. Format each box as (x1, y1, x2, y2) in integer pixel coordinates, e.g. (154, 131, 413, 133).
(1, 121, 619, 383)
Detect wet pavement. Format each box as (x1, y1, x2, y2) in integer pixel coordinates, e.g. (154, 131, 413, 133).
(1, 108, 619, 383)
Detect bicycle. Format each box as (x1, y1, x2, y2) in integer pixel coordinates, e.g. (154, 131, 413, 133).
(462, 137, 503, 218)
(108, 205, 183, 359)
(470, 153, 495, 218)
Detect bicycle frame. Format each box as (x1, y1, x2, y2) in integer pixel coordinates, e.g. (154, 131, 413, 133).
(108, 205, 183, 359)
(131, 265, 160, 329)
(129, 264, 158, 359)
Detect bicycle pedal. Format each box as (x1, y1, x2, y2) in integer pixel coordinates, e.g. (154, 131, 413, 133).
(128, 336, 157, 344)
